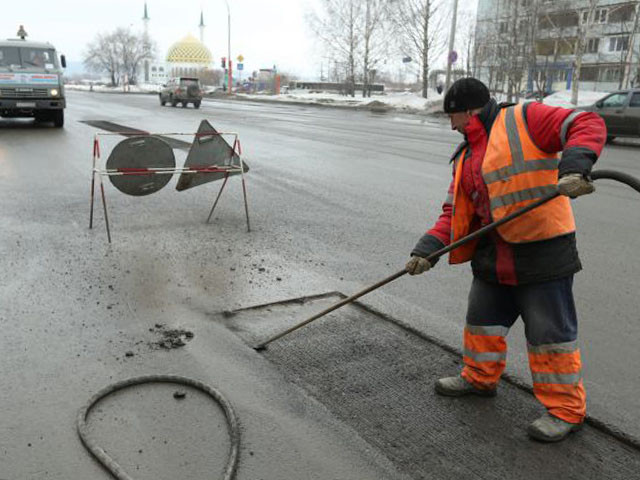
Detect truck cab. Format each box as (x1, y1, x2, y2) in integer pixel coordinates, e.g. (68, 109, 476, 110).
(0, 28, 66, 127)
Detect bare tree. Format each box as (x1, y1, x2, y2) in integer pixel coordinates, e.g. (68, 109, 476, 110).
(84, 32, 121, 86)
(308, 0, 361, 97)
(361, 0, 389, 97)
(83, 27, 155, 87)
(456, 9, 475, 78)
(390, 0, 446, 98)
(617, 1, 640, 88)
(526, 0, 578, 101)
(571, 0, 600, 105)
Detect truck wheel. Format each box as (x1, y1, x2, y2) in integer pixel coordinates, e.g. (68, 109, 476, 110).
(171, 97, 178, 107)
(194, 101, 201, 109)
(181, 101, 188, 108)
(53, 110, 64, 128)
(160, 94, 166, 106)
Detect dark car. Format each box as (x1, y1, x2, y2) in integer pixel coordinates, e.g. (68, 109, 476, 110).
(583, 89, 640, 143)
(159, 77, 203, 108)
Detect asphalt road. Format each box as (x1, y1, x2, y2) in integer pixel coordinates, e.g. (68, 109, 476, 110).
(1, 90, 639, 478)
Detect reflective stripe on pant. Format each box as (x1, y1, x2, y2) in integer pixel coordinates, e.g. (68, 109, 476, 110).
(461, 325, 508, 390)
(528, 341, 586, 423)
(462, 276, 585, 422)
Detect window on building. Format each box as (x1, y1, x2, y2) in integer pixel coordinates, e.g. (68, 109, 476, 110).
(499, 22, 508, 34)
(539, 12, 578, 29)
(629, 93, 640, 107)
(583, 8, 608, 24)
(581, 66, 599, 81)
(595, 9, 608, 23)
(601, 68, 622, 83)
(151, 66, 157, 72)
(609, 36, 629, 52)
(536, 39, 555, 56)
(609, 4, 635, 23)
(159, 67, 164, 72)
(557, 39, 576, 55)
(586, 38, 599, 54)
(521, 0, 531, 6)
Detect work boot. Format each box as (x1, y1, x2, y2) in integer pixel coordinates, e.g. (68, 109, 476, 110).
(527, 413, 583, 442)
(434, 376, 497, 397)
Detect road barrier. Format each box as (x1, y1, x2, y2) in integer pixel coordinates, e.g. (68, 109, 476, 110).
(89, 120, 250, 243)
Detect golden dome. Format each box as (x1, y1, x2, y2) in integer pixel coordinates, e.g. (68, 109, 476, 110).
(166, 34, 212, 64)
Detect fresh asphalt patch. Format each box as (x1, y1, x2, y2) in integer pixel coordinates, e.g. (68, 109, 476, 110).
(219, 293, 640, 480)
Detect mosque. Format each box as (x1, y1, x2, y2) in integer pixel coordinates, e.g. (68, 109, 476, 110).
(142, 2, 214, 85)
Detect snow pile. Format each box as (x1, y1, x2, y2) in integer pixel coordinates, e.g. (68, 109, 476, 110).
(240, 89, 444, 112)
(541, 90, 609, 108)
(65, 83, 162, 94)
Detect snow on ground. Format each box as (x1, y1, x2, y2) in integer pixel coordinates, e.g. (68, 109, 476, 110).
(65, 82, 611, 112)
(65, 83, 163, 94)
(240, 89, 444, 112)
(541, 89, 609, 108)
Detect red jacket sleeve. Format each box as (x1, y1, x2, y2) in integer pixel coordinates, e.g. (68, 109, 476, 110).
(410, 175, 453, 259)
(426, 174, 454, 246)
(524, 102, 607, 177)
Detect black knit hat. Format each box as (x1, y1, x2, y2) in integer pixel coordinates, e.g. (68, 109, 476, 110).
(443, 77, 490, 113)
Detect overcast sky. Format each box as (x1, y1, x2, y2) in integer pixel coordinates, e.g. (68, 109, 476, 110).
(2, 0, 477, 79)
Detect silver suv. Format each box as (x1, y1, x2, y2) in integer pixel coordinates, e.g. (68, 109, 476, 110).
(159, 77, 202, 109)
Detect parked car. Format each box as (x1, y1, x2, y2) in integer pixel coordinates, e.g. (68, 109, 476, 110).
(159, 77, 203, 108)
(582, 89, 640, 143)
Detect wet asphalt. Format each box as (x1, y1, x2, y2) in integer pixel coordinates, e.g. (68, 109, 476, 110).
(1, 90, 639, 478)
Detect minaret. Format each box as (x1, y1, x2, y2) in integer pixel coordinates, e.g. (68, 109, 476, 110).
(143, 2, 150, 82)
(142, 1, 150, 36)
(199, 9, 206, 43)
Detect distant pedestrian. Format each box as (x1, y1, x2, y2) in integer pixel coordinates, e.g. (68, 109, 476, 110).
(406, 77, 606, 442)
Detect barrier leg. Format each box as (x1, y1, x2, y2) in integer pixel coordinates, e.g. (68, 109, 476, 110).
(241, 174, 251, 232)
(89, 171, 96, 229)
(99, 175, 112, 244)
(206, 173, 229, 224)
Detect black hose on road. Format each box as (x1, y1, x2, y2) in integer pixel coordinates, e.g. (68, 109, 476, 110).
(591, 169, 640, 193)
(77, 375, 240, 480)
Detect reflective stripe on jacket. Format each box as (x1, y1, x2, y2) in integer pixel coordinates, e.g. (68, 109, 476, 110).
(450, 104, 576, 264)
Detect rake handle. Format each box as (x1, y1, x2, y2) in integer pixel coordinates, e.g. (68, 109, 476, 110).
(254, 190, 560, 350)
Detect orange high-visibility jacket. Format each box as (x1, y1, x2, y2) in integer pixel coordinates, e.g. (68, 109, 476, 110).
(450, 104, 575, 264)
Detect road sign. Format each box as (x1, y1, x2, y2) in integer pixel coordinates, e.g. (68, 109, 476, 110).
(106, 137, 175, 196)
(237, 54, 244, 62)
(449, 50, 458, 64)
(237, 63, 244, 71)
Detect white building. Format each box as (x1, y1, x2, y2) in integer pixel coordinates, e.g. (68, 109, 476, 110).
(141, 3, 214, 85)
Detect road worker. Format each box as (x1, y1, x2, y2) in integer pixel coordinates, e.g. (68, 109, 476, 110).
(407, 77, 606, 442)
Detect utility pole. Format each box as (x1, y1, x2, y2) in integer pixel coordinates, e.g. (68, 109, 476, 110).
(224, 0, 231, 95)
(445, 0, 459, 92)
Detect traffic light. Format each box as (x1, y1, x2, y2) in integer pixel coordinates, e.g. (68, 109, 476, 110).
(221, 57, 226, 69)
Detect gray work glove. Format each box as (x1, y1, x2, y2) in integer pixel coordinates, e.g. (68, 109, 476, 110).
(557, 173, 595, 198)
(406, 256, 433, 275)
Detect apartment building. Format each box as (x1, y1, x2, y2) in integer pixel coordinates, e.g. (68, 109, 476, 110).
(474, 0, 640, 95)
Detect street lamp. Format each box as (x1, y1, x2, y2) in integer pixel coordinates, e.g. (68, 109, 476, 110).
(223, 0, 231, 94)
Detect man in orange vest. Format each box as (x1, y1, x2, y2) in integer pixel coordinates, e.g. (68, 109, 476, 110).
(406, 77, 606, 442)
